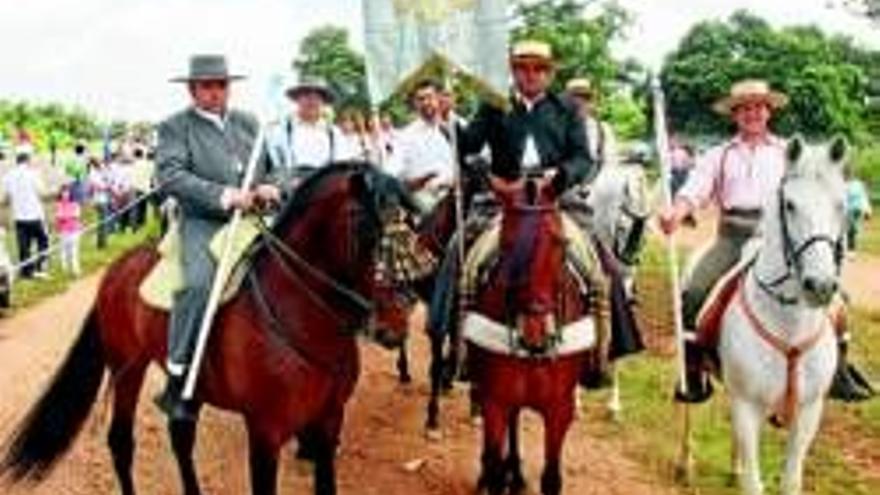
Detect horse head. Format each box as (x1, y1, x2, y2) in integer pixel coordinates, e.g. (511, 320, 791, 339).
(489, 175, 566, 355)
(270, 162, 427, 348)
(767, 135, 848, 307)
(588, 165, 650, 268)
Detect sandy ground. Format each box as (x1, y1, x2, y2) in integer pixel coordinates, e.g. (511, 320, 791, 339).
(0, 273, 677, 495)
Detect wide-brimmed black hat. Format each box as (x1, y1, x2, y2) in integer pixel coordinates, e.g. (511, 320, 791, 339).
(285, 75, 335, 103)
(170, 54, 245, 83)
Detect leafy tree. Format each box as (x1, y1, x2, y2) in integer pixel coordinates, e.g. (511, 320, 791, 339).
(294, 26, 370, 111)
(660, 10, 875, 140)
(512, 0, 647, 138)
(0, 100, 101, 153)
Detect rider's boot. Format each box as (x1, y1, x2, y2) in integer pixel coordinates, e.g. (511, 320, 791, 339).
(155, 368, 200, 422)
(829, 338, 875, 402)
(674, 338, 713, 404)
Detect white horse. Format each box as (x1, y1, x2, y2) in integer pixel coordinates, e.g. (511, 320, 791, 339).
(720, 136, 847, 495)
(582, 159, 651, 419)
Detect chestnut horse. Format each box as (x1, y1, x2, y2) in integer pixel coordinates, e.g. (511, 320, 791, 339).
(1, 163, 419, 495)
(468, 178, 593, 495)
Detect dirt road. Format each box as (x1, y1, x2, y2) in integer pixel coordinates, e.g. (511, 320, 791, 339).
(0, 274, 675, 495)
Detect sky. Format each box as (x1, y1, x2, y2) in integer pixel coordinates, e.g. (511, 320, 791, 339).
(0, 0, 877, 122)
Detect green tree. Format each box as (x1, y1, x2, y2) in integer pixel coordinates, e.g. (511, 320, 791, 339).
(660, 10, 875, 140)
(512, 0, 647, 138)
(294, 26, 370, 111)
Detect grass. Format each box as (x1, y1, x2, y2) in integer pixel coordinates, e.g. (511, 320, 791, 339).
(578, 239, 880, 495)
(4, 209, 159, 311)
(856, 214, 880, 258)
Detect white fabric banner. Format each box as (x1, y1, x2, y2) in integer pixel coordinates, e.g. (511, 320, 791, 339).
(363, 0, 510, 105)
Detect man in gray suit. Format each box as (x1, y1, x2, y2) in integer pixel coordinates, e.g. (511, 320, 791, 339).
(155, 55, 281, 421)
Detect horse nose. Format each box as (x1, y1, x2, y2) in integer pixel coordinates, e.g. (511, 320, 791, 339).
(804, 276, 838, 302)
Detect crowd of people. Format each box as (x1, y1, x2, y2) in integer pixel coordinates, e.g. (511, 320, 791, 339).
(0, 139, 155, 295)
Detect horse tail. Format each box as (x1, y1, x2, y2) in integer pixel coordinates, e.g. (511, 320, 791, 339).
(1, 309, 106, 482)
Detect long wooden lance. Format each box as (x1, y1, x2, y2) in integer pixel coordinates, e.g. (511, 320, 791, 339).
(650, 74, 694, 484)
(182, 127, 266, 400)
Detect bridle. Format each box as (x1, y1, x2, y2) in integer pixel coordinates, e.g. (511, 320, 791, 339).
(752, 176, 845, 306)
(251, 199, 418, 334)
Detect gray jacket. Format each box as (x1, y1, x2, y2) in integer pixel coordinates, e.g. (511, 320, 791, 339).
(156, 107, 280, 221)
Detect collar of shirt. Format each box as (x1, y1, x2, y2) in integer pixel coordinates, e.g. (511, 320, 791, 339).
(730, 132, 781, 150)
(292, 115, 329, 129)
(515, 91, 547, 112)
(193, 107, 227, 131)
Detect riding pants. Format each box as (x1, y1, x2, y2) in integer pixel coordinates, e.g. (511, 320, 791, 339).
(681, 209, 760, 330)
(167, 217, 222, 375)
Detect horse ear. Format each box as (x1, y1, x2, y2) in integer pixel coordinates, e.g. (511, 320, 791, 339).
(349, 170, 371, 200)
(786, 134, 805, 165)
(828, 134, 849, 166)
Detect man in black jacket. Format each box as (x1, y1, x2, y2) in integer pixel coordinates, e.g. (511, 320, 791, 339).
(428, 40, 594, 340)
(458, 40, 592, 193)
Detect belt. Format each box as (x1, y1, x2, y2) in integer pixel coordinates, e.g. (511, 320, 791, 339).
(719, 208, 761, 238)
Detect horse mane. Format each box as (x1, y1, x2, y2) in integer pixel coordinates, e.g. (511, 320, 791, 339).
(270, 160, 377, 237)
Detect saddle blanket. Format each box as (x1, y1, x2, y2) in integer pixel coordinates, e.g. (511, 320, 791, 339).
(463, 311, 596, 358)
(139, 218, 262, 311)
(462, 212, 602, 303)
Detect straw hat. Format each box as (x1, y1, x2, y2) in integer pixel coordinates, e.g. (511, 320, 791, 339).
(712, 79, 788, 115)
(170, 54, 245, 83)
(510, 40, 553, 66)
(566, 78, 595, 98)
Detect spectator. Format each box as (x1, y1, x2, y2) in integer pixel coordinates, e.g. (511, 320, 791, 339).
(64, 142, 90, 203)
(0, 144, 50, 279)
(88, 156, 112, 249)
(128, 147, 154, 231)
(845, 167, 873, 256)
(108, 152, 134, 232)
(669, 134, 695, 196)
(54, 183, 82, 276)
(336, 109, 367, 160)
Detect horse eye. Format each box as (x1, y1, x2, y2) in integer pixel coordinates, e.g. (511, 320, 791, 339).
(784, 199, 796, 214)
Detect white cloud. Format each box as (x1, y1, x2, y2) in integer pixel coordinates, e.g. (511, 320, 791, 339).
(0, 0, 875, 122)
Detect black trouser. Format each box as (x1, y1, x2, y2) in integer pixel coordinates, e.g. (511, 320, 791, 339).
(15, 220, 49, 278)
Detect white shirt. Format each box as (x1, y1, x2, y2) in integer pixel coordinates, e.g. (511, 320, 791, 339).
(522, 134, 541, 170)
(389, 118, 454, 187)
(1, 164, 46, 221)
(336, 132, 366, 161)
(677, 134, 786, 211)
(290, 117, 340, 167)
(193, 107, 227, 131)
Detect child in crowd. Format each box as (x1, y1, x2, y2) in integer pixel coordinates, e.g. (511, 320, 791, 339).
(55, 183, 82, 276)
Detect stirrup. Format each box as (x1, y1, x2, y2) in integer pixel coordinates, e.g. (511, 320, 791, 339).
(154, 375, 199, 422)
(829, 364, 875, 403)
(674, 373, 713, 404)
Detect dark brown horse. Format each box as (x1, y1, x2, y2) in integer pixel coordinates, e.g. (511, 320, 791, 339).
(469, 177, 593, 495)
(0, 163, 420, 495)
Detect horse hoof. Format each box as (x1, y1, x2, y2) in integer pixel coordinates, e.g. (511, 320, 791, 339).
(674, 462, 693, 487)
(399, 374, 413, 385)
(726, 472, 739, 488)
(425, 428, 443, 442)
(292, 458, 314, 476)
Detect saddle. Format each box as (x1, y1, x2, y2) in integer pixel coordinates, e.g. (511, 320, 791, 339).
(693, 256, 754, 350)
(139, 218, 262, 311)
(461, 213, 608, 357)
